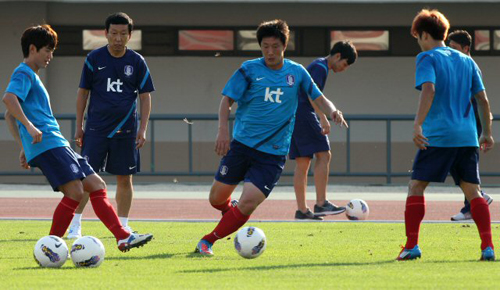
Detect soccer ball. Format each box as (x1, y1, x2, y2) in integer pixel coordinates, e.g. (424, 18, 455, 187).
(346, 199, 369, 220)
(33, 235, 68, 268)
(234, 226, 267, 259)
(70, 236, 105, 268)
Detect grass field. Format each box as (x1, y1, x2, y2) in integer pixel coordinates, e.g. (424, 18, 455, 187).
(1, 220, 499, 289)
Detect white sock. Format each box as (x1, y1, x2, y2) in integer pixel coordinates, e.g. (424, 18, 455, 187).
(72, 214, 82, 227)
(119, 217, 129, 228)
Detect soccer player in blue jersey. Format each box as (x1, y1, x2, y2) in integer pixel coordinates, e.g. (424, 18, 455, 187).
(397, 10, 495, 261)
(67, 12, 155, 239)
(194, 19, 348, 256)
(290, 41, 357, 220)
(446, 30, 493, 221)
(3, 24, 152, 252)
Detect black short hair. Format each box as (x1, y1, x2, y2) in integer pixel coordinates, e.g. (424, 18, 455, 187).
(448, 30, 472, 48)
(21, 25, 58, 58)
(330, 40, 357, 65)
(105, 12, 133, 34)
(256, 19, 289, 47)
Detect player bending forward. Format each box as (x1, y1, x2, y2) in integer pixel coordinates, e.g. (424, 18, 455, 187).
(3, 24, 153, 252)
(194, 19, 348, 256)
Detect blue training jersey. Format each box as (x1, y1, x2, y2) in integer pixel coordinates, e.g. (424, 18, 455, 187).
(79, 46, 155, 139)
(5, 63, 69, 162)
(415, 46, 485, 147)
(222, 58, 323, 156)
(296, 57, 329, 115)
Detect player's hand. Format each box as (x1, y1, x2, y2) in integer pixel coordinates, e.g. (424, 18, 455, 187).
(413, 125, 429, 150)
(74, 127, 84, 148)
(319, 116, 331, 135)
(215, 129, 230, 156)
(479, 134, 495, 153)
(136, 128, 147, 149)
(19, 149, 30, 169)
(331, 110, 348, 128)
(27, 123, 42, 144)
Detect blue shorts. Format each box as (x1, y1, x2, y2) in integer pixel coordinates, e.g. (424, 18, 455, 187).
(289, 110, 330, 160)
(81, 136, 140, 175)
(214, 140, 286, 197)
(411, 147, 480, 185)
(29, 146, 95, 191)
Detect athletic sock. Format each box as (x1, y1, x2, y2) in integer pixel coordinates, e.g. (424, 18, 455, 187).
(202, 206, 250, 244)
(404, 195, 426, 249)
(470, 197, 493, 250)
(49, 196, 80, 237)
(212, 197, 232, 214)
(71, 213, 82, 227)
(89, 189, 129, 241)
(119, 217, 129, 228)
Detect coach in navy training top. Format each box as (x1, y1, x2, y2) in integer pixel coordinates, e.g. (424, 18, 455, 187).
(67, 12, 155, 239)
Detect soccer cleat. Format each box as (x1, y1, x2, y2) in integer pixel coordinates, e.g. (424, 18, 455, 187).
(396, 245, 422, 261)
(124, 225, 137, 234)
(314, 200, 346, 215)
(66, 225, 82, 240)
(480, 247, 495, 261)
(222, 199, 239, 216)
(117, 232, 153, 252)
(484, 193, 493, 205)
(295, 209, 324, 220)
(451, 211, 472, 221)
(194, 239, 214, 256)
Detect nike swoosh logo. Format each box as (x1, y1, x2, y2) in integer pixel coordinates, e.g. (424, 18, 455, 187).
(55, 243, 62, 248)
(256, 77, 265, 81)
(264, 185, 270, 190)
(129, 166, 136, 170)
(98, 66, 106, 70)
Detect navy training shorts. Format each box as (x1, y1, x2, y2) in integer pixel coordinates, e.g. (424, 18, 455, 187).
(81, 135, 140, 175)
(215, 140, 286, 197)
(411, 147, 480, 185)
(289, 110, 330, 160)
(29, 146, 95, 191)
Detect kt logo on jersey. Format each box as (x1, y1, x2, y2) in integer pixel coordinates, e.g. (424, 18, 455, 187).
(107, 78, 123, 92)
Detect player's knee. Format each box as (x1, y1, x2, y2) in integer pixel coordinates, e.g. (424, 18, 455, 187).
(237, 199, 259, 215)
(408, 180, 426, 196)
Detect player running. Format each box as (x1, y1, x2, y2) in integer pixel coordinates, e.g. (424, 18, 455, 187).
(3, 24, 153, 252)
(194, 19, 348, 256)
(67, 12, 155, 239)
(397, 9, 495, 261)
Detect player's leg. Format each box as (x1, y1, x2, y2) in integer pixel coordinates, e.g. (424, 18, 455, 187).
(106, 138, 139, 231)
(313, 150, 346, 215)
(293, 157, 314, 217)
(67, 135, 108, 238)
(51, 180, 84, 238)
(209, 180, 238, 215)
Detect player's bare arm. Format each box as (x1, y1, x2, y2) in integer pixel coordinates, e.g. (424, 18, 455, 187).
(215, 96, 234, 156)
(3, 93, 42, 144)
(413, 82, 434, 150)
(75, 88, 90, 147)
(474, 90, 494, 152)
(4, 110, 30, 169)
(308, 97, 330, 135)
(136, 92, 152, 149)
(312, 95, 348, 128)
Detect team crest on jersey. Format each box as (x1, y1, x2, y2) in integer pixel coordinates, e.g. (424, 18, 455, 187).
(285, 74, 295, 86)
(124, 65, 134, 77)
(220, 165, 228, 176)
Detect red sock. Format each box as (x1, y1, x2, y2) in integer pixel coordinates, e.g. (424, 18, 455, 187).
(89, 189, 129, 241)
(404, 195, 425, 249)
(203, 206, 250, 244)
(49, 196, 80, 237)
(212, 198, 232, 214)
(470, 197, 493, 250)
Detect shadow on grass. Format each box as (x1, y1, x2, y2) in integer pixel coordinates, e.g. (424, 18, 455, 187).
(0, 238, 38, 243)
(106, 253, 175, 261)
(178, 260, 415, 273)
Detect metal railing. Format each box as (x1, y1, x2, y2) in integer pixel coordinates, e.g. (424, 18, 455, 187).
(1, 114, 499, 184)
